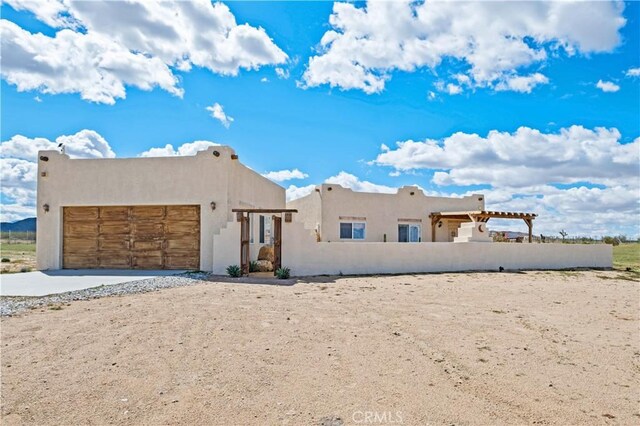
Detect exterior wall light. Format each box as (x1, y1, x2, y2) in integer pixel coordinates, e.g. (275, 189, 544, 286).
(410, 191, 415, 196)
(39, 155, 49, 162)
(43, 204, 50, 213)
(210, 201, 216, 211)
(438, 221, 443, 228)
(212, 150, 220, 157)
(231, 154, 239, 160)
(327, 187, 332, 191)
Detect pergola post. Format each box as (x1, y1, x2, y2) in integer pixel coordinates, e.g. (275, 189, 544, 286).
(524, 218, 533, 243)
(430, 215, 439, 242)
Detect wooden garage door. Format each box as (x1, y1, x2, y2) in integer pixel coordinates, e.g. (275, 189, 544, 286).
(63, 205, 200, 270)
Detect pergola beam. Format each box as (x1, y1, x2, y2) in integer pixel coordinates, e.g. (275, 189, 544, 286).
(429, 210, 537, 243)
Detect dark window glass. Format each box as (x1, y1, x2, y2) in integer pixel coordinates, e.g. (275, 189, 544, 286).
(259, 215, 265, 244)
(398, 224, 409, 242)
(340, 223, 352, 239)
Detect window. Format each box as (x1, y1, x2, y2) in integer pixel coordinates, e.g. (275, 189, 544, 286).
(398, 224, 421, 242)
(340, 222, 366, 240)
(259, 215, 272, 245)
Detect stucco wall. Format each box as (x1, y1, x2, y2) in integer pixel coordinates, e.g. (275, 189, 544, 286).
(37, 146, 285, 270)
(287, 189, 322, 236)
(295, 184, 484, 242)
(280, 221, 612, 276)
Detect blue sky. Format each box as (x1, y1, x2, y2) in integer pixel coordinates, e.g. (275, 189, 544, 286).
(1, 0, 639, 237)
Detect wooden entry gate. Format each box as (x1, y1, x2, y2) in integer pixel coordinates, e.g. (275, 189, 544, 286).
(232, 208, 297, 276)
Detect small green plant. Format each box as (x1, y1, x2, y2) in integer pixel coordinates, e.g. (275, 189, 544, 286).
(20, 267, 31, 273)
(226, 264, 241, 277)
(1, 258, 10, 263)
(249, 260, 259, 273)
(275, 267, 290, 279)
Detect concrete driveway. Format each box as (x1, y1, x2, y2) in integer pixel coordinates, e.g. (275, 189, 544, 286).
(0, 270, 185, 297)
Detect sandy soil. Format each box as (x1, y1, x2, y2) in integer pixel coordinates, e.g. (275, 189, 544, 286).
(1, 270, 638, 425)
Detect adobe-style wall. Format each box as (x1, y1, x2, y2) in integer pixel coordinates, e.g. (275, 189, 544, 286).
(279, 221, 612, 276)
(288, 184, 485, 243)
(36, 146, 285, 270)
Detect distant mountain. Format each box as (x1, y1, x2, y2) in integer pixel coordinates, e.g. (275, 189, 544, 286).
(0, 217, 36, 232)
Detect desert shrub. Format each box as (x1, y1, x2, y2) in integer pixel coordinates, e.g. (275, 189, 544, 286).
(226, 264, 241, 277)
(275, 267, 290, 279)
(1, 258, 10, 263)
(603, 236, 621, 246)
(20, 267, 31, 273)
(249, 260, 259, 273)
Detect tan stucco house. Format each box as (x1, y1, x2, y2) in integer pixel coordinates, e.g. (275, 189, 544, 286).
(287, 183, 485, 243)
(36, 146, 285, 271)
(36, 145, 611, 275)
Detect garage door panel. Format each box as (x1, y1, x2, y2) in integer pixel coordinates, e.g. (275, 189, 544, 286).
(64, 205, 200, 269)
(132, 254, 164, 269)
(165, 255, 199, 269)
(64, 222, 99, 237)
(99, 206, 129, 221)
(133, 222, 164, 236)
(98, 238, 130, 251)
(132, 206, 165, 219)
(100, 221, 131, 235)
(64, 207, 99, 221)
(64, 255, 99, 269)
(131, 240, 163, 251)
(65, 237, 98, 251)
(165, 221, 199, 236)
(166, 206, 199, 221)
(99, 255, 131, 269)
(165, 238, 199, 251)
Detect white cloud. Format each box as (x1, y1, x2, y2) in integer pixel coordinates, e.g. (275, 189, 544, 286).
(1, 0, 287, 103)
(303, 0, 625, 94)
(286, 184, 316, 202)
(626, 67, 640, 77)
(596, 79, 620, 92)
(375, 126, 638, 188)
(325, 171, 396, 193)
(262, 169, 309, 182)
(495, 73, 549, 93)
(0, 130, 114, 161)
(206, 103, 234, 128)
(275, 67, 290, 79)
(261, 77, 269, 83)
(0, 130, 116, 221)
(139, 141, 220, 157)
(373, 125, 640, 237)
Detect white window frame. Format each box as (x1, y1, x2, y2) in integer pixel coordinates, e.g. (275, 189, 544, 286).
(398, 223, 421, 243)
(340, 222, 366, 240)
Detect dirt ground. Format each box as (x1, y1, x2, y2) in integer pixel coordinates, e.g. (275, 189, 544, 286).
(1, 270, 638, 425)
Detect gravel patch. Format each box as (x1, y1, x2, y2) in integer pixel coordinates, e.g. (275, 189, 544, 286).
(0, 271, 211, 317)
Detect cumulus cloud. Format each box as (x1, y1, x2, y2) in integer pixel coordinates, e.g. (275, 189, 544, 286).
(596, 79, 620, 92)
(373, 125, 640, 237)
(495, 73, 549, 93)
(139, 141, 220, 157)
(374, 126, 638, 188)
(206, 103, 234, 128)
(286, 171, 399, 202)
(262, 169, 309, 182)
(1, 0, 287, 103)
(285, 184, 316, 202)
(302, 0, 625, 94)
(0, 130, 116, 221)
(626, 67, 640, 77)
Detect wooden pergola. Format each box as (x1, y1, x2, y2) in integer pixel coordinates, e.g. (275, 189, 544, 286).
(231, 208, 298, 276)
(429, 210, 537, 243)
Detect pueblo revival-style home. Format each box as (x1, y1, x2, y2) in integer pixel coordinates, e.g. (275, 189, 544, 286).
(36, 146, 611, 275)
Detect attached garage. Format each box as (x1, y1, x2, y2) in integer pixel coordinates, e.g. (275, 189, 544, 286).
(63, 205, 200, 270)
